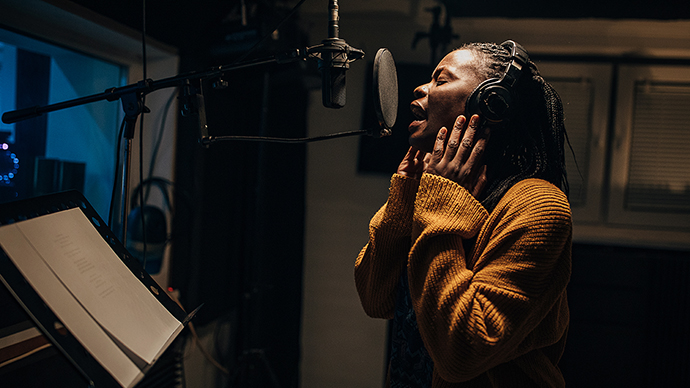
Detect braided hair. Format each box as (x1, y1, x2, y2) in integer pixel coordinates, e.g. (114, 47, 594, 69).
(459, 42, 570, 211)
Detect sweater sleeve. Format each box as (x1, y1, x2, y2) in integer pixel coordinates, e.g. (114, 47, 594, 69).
(409, 174, 572, 382)
(354, 174, 419, 319)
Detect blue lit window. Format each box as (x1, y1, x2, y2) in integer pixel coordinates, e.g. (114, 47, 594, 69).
(0, 28, 127, 219)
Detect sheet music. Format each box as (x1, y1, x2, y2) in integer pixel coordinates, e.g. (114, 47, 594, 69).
(0, 208, 183, 387)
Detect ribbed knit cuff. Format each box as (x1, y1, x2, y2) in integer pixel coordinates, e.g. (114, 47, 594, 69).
(414, 173, 488, 238)
(390, 173, 419, 203)
(380, 173, 419, 226)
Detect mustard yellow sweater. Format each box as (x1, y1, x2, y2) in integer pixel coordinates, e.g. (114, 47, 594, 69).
(355, 173, 572, 387)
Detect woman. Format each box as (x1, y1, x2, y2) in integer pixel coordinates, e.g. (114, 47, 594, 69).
(354, 41, 572, 387)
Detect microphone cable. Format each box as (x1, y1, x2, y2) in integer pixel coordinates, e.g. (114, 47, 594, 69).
(204, 130, 368, 144)
(201, 0, 380, 145)
(138, 0, 148, 268)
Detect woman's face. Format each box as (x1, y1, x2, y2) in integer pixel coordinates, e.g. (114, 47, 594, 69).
(408, 49, 483, 153)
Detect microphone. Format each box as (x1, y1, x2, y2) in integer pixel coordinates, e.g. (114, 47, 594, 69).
(312, 0, 364, 109)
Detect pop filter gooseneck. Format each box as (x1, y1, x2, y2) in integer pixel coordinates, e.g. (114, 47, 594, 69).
(372, 48, 398, 138)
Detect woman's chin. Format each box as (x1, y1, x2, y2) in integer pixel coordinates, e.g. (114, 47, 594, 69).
(407, 123, 433, 153)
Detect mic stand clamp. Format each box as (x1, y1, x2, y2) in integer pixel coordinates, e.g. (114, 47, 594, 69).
(306, 39, 364, 72)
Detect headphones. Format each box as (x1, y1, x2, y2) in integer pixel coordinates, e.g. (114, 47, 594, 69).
(127, 177, 172, 274)
(465, 40, 530, 124)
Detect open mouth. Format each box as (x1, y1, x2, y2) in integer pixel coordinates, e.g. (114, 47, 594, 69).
(410, 102, 427, 121)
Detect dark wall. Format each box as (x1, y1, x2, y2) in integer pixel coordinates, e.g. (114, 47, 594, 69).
(168, 11, 310, 388)
(561, 243, 690, 387)
(70, 0, 690, 55)
(171, 61, 308, 387)
(442, 0, 690, 19)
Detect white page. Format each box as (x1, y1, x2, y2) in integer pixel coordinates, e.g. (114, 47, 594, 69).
(0, 208, 182, 365)
(0, 224, 143, 387)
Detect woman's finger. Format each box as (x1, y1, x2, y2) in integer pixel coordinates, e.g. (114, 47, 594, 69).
(456, 114, 480, 164)
(431, 127, 447, 162)
(397, 146, 424, 177)
(464, 126, 490, 189)
(444, 115, 466, 162)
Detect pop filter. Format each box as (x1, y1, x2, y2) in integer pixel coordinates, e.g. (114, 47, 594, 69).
(371, 48, 398, 137)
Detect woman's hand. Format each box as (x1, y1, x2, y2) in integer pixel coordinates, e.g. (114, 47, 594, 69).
(396, 146, 428, 180)
(424, 114, 489, 198)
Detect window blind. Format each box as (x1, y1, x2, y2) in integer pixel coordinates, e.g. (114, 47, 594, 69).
(626, 82, 690, 212)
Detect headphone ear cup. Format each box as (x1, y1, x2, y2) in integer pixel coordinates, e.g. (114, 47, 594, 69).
(479, 84, 514, 123)
(466, 79, 515, 124)
(466, 78, 495, 119)
(126, 177, 172, 274)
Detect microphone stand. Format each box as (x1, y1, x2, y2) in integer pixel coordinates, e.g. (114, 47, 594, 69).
(2, 4, 384, 387)
(1, 49, 304, 244)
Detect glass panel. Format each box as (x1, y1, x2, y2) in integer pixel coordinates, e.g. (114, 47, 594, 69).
(0, 28, 126, 219)
(0, 42, 17, 141)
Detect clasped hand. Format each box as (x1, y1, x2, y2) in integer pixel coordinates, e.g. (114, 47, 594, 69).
(397, 114, 489, 198)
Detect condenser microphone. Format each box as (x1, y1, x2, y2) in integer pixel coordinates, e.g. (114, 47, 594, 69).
(320, 56, 347, 108)
(315, 0, 364, 108)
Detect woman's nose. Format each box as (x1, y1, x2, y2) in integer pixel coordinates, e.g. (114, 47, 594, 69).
(413, 83, 429, 99)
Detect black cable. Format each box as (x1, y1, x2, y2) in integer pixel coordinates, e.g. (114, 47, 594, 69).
(139, 0, 148, 268)
(108, 119, 127, 228)
(209, 130, 368, 144)
(142, 0, 148, 79)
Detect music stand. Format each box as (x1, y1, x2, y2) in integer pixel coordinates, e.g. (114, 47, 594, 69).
(0, 190, 198, 388)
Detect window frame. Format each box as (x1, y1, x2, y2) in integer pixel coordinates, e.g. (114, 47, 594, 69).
(0, 0, 180, 287)
(609, 64, 690, 230)
(537, 61, 614, 224)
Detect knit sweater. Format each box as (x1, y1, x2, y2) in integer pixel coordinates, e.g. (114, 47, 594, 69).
(355, 173, 572, 387)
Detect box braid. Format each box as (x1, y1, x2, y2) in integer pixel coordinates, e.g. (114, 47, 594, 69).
(459, 42, 570, 212)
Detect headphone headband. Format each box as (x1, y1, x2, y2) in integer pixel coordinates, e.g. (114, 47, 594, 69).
(465, 40, 530, 124)
(499, 40, 529, 89)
